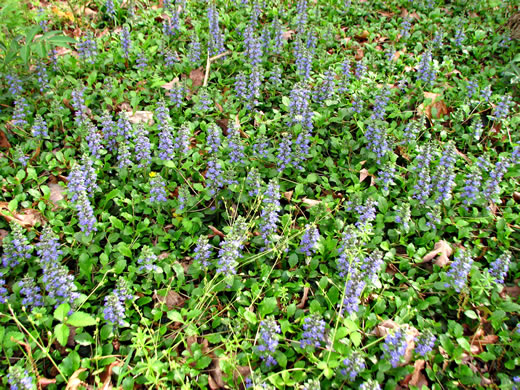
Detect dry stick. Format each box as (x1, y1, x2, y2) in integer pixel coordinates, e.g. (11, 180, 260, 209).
(203, 50, 232, 87)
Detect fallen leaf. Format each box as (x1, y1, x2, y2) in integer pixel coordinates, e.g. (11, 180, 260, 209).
(500, 280, 520, 299)
(513, 192, 520, 203)
(296, 286, 310, 309)
(38, 377, 57, 388)
(153, 290, 186, 309)
(209, 357, 226, 389)
(409, 360, 427, 388)
(49, 183, 65, 209)
(378, 10, 394, 17)
(402, 326, 419, 365)
(355, 48, 364, 60)
(161, 77, 180, 90)
(99, 360, 123, 390)
(372, 319, 399, 337)
(282, 30, 295, 40)
(359, 168, 375, 186)
(0, 203, 45, 228)
(418, 92, 448, 120)
(189, 68, 205, 88)
(355, 30, 369, 40)
(209, 225, 225, 238)
(422, 240, 453, 267)
(301, 198, 321, 207)
(233, 365, 252, 383)
(0, 129, 10, 148)
(0, 229, 8, 245)
(283, 191, 293, 201)
(65, 368, 88, 390)
(126, 111, 154, 125)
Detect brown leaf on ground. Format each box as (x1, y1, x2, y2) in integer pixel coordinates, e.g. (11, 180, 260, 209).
(372, 319, 399, 337)
(378, 10, 394, 17)
(153, 290, 186, 309)
(359, 169, 375, 186)
(38, 377, 57, 388)
(127, 111, 154, 125)
(49, 183, 66, 209)
(209, 225, 225, 238)
(355, 30, 369, 41)
(402, 326, 419, 365)
(65, 368, 88, 390)
(282, 30, 295, 40)
(513, 192, 520, 203)
(209, 358, 226, 389)
(161, 77, 180, 90)
(422, 240, 453, 267)
(418, 92, 448, 120)
(301, 198, 321, 207)
(0, 129, 10, 148)
(401, 359, 428, 389)
(233, 365, 252, 383)
(500, 281, 520, 299)
(189, 68, 205, 88)
(0, 203, 45, 228)
(283, 191, 293, 201)
(99, 360, 123, 390)
(355, 48, 364, 60)
(0, 229, 8, 245)
(296, 286, 310, 309)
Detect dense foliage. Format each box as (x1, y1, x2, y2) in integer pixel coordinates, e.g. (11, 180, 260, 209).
(0, 0, 519, 389)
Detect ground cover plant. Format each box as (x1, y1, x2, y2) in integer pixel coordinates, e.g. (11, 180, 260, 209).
(0, 0, 519, 388)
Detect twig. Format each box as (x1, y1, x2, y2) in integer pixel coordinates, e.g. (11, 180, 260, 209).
(203, 50, 232, 87)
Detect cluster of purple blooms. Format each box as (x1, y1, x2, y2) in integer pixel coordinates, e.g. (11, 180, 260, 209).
(194, 236, 213, 269)
(227, 123, 246, 164)
(103, 278, 133, 327)
(300, 314, 326, 348)
(85, 120, 104, 159)
(259, 180, 281, 246)
(412, 143, 435, 204)
(120, 26, 132, 59)
(341, 351, 366, 381)
(445, 249, 474, 292)
(381, 327, 409, 368)
(246, 168, 263, 197)
(12, 97, 29, 128)
(7, 366, 35, 390)
(415, 329, 437, 356)
(488, 251, 512, 284)
(188, 34, 201, 64)
(37, 226, 80, 307)
(68, 159, 98, 236)
(137, 246, 161, 273)
(78, 33, 98, 64)
(299, 225, 320, 256)
(216, 216, 248, 277)
(256, 317, 281, 367)
(207, 3, 225, 55)
(365, 123, 391, 163)
(433, 142, 457, 203)
(149, 174, 168, 203)
(2, 223, 32, 269)
(18, 278, 44, 309)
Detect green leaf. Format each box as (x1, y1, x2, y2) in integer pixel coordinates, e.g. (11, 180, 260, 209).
(48, 35, 77, 45)
(54, 303, 70, 322)
(350, 331, 361, 347)
(67, 312, 97, 327)
(167, 311, 184, 323)
(244, 310, 257, 324)
(25, 25, 41, 45)
(117, 243, 132, 258)
(259, 297, 278, 317)
(20, 43, 30, 65)
(55, 323, 70, 347)
(464, 310, 478, 320)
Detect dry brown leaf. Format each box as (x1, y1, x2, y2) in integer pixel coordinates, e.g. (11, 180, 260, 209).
(402, 326, 419, 365)
(355, 30, 369, 40)
(513, 192, 520, 203)
(161, 77, 180, 90)
(378, 10, 394, 17)
(301, 198, 321, 207)
(0, 229, 8, 245)
(359, 169, 375, 186)
(189, 68, 205, 88)
(422, 240, 453, 267)
(409, 360, 427, 388)
(38, 377, 57, 388)
(0, 203, 45, 228)
(65, 368, 88, 390)
(355, 48, 364, 60)
(209, 225, 225, 238)
(282, 30, 295, 40)
(49, 183, 65, 209)
(127, 111, 154, 125)
(233, 365, 252, 383)
(418, 92, 448, 120)
(500, 281, 520, 299)
(209, 358, 226, 389)
(296, 286, 310, 309)
(372, 319, 399, 337)
(0, 129, 10, 148)
(153, 290, 186, 309)
(100, 360, 123, 390)
(283, 191, 293, 201)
